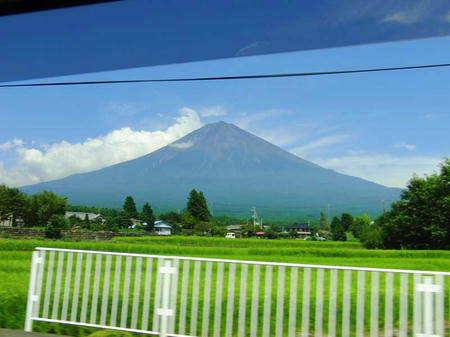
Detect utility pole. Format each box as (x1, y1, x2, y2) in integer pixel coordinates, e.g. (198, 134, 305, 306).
(252, 207, 261, 228)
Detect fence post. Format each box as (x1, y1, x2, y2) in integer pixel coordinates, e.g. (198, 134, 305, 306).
(24, 251, 41, 332)
(158, 260, 176, 337)
(416, 276, 441, 337)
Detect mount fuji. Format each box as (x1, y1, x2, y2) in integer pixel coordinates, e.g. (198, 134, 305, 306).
(22, 122, 401, 219)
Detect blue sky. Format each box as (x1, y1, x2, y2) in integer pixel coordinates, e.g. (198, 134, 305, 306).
(0, 36, 449, 188)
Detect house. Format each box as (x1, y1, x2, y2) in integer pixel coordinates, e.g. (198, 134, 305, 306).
(0, 216, 24, 227)
(284, 223, 312, 236)
(0, 217, 13, 227)
(154, 220, 172, 235)
(130, 218, 141, 226)
(226, 225, 243, 234)
(64, 211, 104, 222)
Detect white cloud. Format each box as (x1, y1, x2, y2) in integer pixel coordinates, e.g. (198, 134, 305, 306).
(0, 138, 24, 151)
(199, 106, 227, 117)
(14, 138, 24, 147)
(0, 107, 202, 187)
(0, 141, 13, 151)
(169, 141, 194, 149)
(290, 134, 351, 157)
(312, 154, 442, 187)
(382, 0, 430, 24)
(394, 142, 416, 151)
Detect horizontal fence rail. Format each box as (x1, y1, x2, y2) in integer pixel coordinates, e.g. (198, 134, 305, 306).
(25, 247, 450, 337)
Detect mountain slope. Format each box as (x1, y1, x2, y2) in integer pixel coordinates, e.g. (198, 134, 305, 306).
(22, 122, 401, 219)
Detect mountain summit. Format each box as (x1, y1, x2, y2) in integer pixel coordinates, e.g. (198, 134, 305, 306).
(22, 122, 400, 219)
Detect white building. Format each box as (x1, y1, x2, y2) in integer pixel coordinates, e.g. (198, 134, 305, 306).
(0, 217, 13, 227)
(154, 220, 172, 235)
(65, 211, 104, 222)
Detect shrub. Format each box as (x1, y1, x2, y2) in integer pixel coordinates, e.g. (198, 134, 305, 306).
(45, 215, 67, 239)
(360, 221, 383, 249)
(264, 228, 279, 239)
(0, 231, 11, 239)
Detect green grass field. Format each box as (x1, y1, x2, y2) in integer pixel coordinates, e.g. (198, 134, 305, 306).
(0, 237, 449, 336)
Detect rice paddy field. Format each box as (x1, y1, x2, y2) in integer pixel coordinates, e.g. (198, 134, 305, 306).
(0, 236, 449, 336)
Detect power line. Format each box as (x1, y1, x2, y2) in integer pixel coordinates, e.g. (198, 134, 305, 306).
(1, 62, 449, 88)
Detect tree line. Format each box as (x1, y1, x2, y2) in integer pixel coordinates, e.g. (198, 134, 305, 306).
(0, 186, 225, 237)
(318, 159, 449, 249)
(0, 187, 66, 228)
(365, 158, 449, 250)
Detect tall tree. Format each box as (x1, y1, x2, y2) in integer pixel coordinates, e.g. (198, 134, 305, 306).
(22, 190, 67, 227)
(186, 189, 210, 221)
(340, 213, 354, 232)
(0, 185, 26, 224)
(319, 211, 328, 230)
(377, 159, 450, 249)
(141, 202, 155, 229)
(83, 213, 90, 228)
(350, 214, 371, 238)
(330, 216, 346, 241)
(332, 222, 347, 241)
(318, 211, 330, 231)
(186, 189, 200, 218)
(330, 216, 341, 231)
(197, 191, 211, 221)
(123, 196, 138, 219)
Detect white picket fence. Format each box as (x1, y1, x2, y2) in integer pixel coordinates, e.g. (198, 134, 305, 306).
(25, 247, 450, 337)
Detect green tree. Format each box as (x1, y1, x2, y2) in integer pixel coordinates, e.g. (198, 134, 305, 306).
(180, 211, 196, 230)
(186, 189, 200, 219)
(332, 222, 347, 241)
(117, 211, 132, 229)
(377, 159, 450, 249)
(123, 196, 138, 219)
(330, 216, 341, 231)
(340, 213, 354, 232)
(330, 216, 346, 241)
(264, 227, 279, 239)
(141, 202, 155, 231)
(360, 219, 382, 249)
(83, 213, 90, 228)
(68, 214, 81, 228)
(350, 213, 371, 238)
(198, 191, 211, 221)
(159, 211, 181, 224)
(186, 189, 210, 221)
(45, 215, 67, 239)
(23, 190, 66, 227)
(0, 185, 26, 224)
(194, 221, 211, 236)
(90, 216, 106, 231)
(242, 224, 257, 238)
(319, 211, 328, 230)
